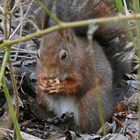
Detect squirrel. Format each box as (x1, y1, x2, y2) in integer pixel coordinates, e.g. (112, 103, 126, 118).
(33, 0, 133, 133)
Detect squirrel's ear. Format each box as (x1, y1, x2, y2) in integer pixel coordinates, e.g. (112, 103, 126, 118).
(27, 0, 54, 30)
(33, 8, 48, 29)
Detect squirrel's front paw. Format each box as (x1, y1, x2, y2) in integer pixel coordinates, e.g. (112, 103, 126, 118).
(46, 82, 65, 93)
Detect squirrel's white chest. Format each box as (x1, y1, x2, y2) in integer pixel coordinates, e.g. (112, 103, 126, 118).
(47, 96, 79, 124)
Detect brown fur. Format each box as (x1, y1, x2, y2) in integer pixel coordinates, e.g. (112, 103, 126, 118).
(35, 0, 132, 133)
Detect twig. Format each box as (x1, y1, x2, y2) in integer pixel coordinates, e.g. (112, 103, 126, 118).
(3, 0, 9, 39)
(114, 116, 138, 139)
(10, 1, 33, 39)
(123, 0, 130, 15)
(12, 0, 24, 61)
(0, 49, 9, 85)
(1, 14, 140, 49)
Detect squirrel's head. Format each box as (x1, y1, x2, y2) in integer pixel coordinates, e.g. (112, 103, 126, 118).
(37, 29, 94, 96)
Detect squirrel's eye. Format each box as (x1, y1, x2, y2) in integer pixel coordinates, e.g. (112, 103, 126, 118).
(37, 50, 40, 59)
(59, 50, 68, 60)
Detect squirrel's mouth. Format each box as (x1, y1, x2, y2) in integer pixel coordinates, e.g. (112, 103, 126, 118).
(38, 74, 66, 94)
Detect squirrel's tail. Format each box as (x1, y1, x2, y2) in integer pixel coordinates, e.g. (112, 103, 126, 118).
(53, 0, 134, 84)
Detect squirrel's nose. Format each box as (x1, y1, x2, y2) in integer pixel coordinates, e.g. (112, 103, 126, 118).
(58, 73, 68, 82)
(45, 70, 68, 82)
(45, 72, 58, 80)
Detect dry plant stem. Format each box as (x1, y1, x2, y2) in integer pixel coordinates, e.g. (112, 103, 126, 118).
(9, 61, 20, 140)
(0, 49, 9, 85)
(117, 0, 134, 51)
(9, 63, 19, 120)
(10, 1, 32, 39)
(95, 78, 106, 135)
(9, 0, 34, 62)
(114, 117, 138, 139)
(123, 0, 129, 15)
(0, 0, 9, 85)
(87, 24, 106, 135)
(2, 79, 22, 140)
(3, 0, 9, 39)
(10, 0, 39, 35)
(12, 0, 24, 61)
(0, 14, 140, 49)
(11, 0, 20, 14)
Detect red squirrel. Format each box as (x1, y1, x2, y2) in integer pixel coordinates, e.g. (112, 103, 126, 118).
(34, 0, 133, 133)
